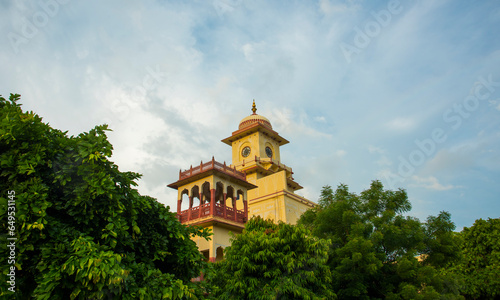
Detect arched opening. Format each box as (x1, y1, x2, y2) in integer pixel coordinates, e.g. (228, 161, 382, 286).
(215, 246, 224, 262)
(180, 189, 189, 211)
(201, 250, 209, 262)
(226, 186, 235, 208)
(215, 182, 224, 204)
(236, 189, 245, 211)
(202, 182, 211, 204)
(191, 185, 200, 207)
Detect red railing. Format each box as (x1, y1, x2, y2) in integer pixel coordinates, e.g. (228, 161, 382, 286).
(178, 201, 247, 224)
(178, 157, 246, 181)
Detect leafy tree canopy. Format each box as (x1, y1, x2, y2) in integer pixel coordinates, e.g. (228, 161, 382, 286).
(0, 94, 210, 299)
(451, 218, 500, 299)
(208, 216, 336, 299)
(299, 181, 462, 300)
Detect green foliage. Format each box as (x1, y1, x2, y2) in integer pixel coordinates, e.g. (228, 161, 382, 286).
(0, 94, 210, 299)
(422, 211, 460, 268)
(299, 181, 462, 300)
(451, 218, 500, 299)
(208, 216, 336, 299)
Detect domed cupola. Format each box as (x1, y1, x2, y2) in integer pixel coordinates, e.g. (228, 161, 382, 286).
(222, 100, 289, 149)
(238, 100, 272, 130)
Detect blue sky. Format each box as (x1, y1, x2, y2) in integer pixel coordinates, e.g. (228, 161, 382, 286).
(1, 0, 499, 230)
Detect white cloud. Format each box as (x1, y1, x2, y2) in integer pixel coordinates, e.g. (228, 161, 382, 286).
(368, 145, 385, 154)
(368, 146, 392, 167)
(386, 117, 416, 131)
(314, 116, 326, 123)
(241, 41, 266, 62)
(318, 0, 361, 15)
(409, 175, 459, 191)
(336, 150, 347, 157)
(421, 148, 473, 175)
(267, 108, 332, 139)
(375, 156, 392, 167)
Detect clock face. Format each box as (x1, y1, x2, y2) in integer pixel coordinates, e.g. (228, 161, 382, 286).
(265, 146, 273, 158)
(242, 146, 251, 158)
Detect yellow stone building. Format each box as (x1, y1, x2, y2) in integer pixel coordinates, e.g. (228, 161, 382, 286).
(168, 101, 316, 262)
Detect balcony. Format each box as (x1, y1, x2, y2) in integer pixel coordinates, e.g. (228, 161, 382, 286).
(178, 201, 247, 224)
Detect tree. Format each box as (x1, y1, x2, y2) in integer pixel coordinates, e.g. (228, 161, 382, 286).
(421, 211, 460, 268)
(451, 218, 500, 299)
(299, 181, 462, 299)
(208, 216, 336, 299)
(0, 94, 210, 299)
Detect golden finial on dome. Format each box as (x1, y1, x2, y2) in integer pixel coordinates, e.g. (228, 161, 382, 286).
(252, 99, 257, 114)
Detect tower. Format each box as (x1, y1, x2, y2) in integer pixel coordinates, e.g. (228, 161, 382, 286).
(221, 100, 315, 224)
(168, 100, 315, 264)
(167, 157, 257, 263)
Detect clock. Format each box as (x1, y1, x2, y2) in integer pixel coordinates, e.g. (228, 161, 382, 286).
(242, 146, 251, 157)
(265, 146, 273, 158)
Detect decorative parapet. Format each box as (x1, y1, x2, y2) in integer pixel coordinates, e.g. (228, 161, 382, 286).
(179, 157, 246, 181)
(178, 202, 247, 224)
(231, 156, 295, 179)
(255, 156, 293, 173)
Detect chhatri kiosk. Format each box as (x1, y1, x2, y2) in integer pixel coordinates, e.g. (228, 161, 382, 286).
(168, 101, 315, 262)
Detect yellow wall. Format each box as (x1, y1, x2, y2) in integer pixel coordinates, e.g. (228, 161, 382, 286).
(248, 192, 313, 225)
(244, 170, 314, 224)
(190, 224, 242, 261)
(231, 132, 281, 167)
(283, 195, 313, 224)
(228, 129, 316, 225)
(212, 226, 240, 261)
(255, 170, 288, 195)
(191, 225, 212, 252)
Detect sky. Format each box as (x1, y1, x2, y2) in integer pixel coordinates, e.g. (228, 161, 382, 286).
(1, 0, 499, 230)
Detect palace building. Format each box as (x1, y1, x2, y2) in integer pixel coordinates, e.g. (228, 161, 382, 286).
(167, 101, 316, 262)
